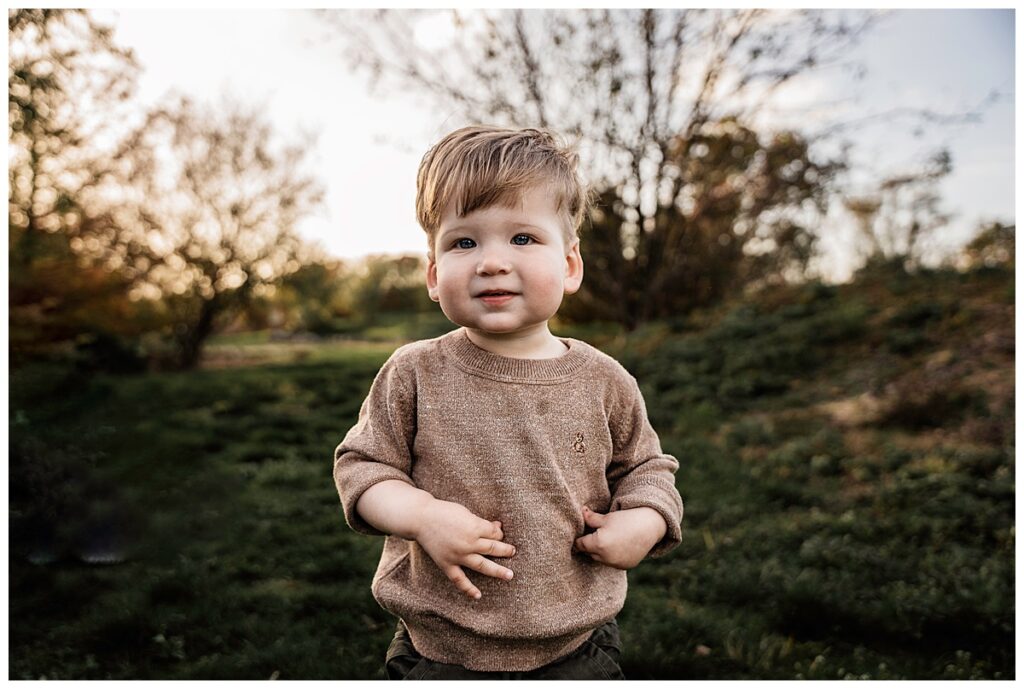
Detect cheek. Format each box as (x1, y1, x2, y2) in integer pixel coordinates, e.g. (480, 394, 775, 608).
(540, 273, 565, 296)
(537, 259, 568, 292)
(437, 283, 461, 307)
(433, 268, 467, 305)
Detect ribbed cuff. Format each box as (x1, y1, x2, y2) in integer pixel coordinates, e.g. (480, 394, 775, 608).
(610, 479, 684, 559)
(334, 452, 416, 536)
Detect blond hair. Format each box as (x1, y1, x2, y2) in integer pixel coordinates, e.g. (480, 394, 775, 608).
(415, 125, 588, 255)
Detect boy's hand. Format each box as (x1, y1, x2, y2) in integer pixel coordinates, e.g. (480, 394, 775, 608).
(414, 498, 516, 600)
(574, 505, 667, 570)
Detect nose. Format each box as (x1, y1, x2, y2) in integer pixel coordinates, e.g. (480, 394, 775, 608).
(476, 247, 512, 276)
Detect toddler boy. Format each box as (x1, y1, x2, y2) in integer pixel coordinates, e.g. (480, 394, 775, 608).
(333, 125, 684, 679)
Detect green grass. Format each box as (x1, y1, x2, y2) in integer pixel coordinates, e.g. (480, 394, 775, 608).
(10, 351, 394, 680)
(9, 266, 1014, 679)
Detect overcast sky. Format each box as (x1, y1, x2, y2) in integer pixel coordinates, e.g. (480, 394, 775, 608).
(106, 8, 1014, 283)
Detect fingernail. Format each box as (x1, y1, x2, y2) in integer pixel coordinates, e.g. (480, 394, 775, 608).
(505, 571, 514, 580)
(473, 592, 481, 600)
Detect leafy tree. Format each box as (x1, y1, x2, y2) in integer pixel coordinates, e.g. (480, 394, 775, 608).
(562, 121, 839, 327)
(120, 97, 325, 368)
(272, 259, 354, 333)
(8, 9, 153, 362)
(9, 9, 138, 258)
(258, 255, 436, 335)
(322, 8, 874, 326)
(348, 254, 436, 322)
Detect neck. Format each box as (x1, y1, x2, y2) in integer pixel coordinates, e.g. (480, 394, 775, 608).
(464, 324, 568, 360)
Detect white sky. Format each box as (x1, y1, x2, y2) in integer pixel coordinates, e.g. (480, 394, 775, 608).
(104, 8, 1014, 283)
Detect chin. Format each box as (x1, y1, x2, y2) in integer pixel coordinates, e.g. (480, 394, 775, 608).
(441, 311, 506, 332)
(451, 315, 522, 334)
(470, 322, 524, 334)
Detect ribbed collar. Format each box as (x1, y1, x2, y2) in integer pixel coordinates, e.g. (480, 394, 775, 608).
(440, 328, 592, 384)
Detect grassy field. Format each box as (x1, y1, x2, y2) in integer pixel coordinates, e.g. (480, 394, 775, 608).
(9, 265, 1014, 679)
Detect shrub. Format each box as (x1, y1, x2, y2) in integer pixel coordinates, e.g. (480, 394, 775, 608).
(628, 293, 870, 416)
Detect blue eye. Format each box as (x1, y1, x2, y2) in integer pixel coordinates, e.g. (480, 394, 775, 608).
(455, 238, 476, 249)
(511, 234, 533, 246)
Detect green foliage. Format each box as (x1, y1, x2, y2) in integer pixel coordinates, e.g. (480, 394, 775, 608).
(240, 255, 442, 341)
(9, 268, 1013, 679)
(355, 311, 456, 342)
(758, 427, 848, 480)
(885, 299, 946, 328)
(346, 254, 436, 324)
(609, 280, 869, 424)
(270, 261, 352, 334)
(10, 347, 392, 680)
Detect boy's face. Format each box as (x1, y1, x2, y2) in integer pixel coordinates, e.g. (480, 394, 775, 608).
(426, 186, 583, 339)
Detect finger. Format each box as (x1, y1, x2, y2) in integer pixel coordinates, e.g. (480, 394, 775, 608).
(575, 533, 600, 555)
(575, 539, 606, 564)
(583, 506, 608, 528)
(476, 538, 516, 558)
(464, 554, 514, 581)
(445, 564, 482, 599)
(489, 520, 504, 540)
(577, 528, 606, 556)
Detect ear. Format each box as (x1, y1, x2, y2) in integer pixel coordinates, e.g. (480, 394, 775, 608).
(563, 239, 584, 295)
(426, 257, 440, 302)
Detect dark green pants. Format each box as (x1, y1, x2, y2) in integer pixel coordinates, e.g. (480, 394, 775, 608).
(384, 618, 625, 680)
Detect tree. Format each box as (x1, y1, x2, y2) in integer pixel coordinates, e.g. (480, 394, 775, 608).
(9, 9, 139, 257)
(561, 121, 839, 326)
(958, 221, 1014, 271)
(271, 259, 353, 334)
(8, 9, 152, 361)
(121, 97, 325, 368)
(322, 9, 874, 326)
(842, 149, 953, 273)
(348, 254, 436, 321)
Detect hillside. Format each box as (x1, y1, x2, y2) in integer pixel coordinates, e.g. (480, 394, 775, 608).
(8, 263, 1013, 679)
(587, 262, 1014, 679)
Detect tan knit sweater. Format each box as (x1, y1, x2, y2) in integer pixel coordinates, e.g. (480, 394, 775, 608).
(333, 328, 683, 672)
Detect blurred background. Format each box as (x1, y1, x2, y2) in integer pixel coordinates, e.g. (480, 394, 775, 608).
(7, 8, 1014, 680)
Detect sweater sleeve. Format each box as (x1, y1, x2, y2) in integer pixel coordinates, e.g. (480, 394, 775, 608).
(333, 352, 418, 536)
(606, 377, 684, 559)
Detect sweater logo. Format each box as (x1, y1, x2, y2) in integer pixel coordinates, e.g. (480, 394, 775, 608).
(572, 432, 586, 454)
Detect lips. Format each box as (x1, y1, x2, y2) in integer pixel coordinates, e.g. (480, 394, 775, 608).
(475, 289, 519, 306)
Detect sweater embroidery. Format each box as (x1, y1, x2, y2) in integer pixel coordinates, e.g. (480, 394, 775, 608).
(572, 432, 586, 454)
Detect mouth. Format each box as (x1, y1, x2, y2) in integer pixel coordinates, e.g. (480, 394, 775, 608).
(475, 289, 519, 305)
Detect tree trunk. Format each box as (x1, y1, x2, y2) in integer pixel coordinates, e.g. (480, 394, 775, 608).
(177, 297, 219, 370)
